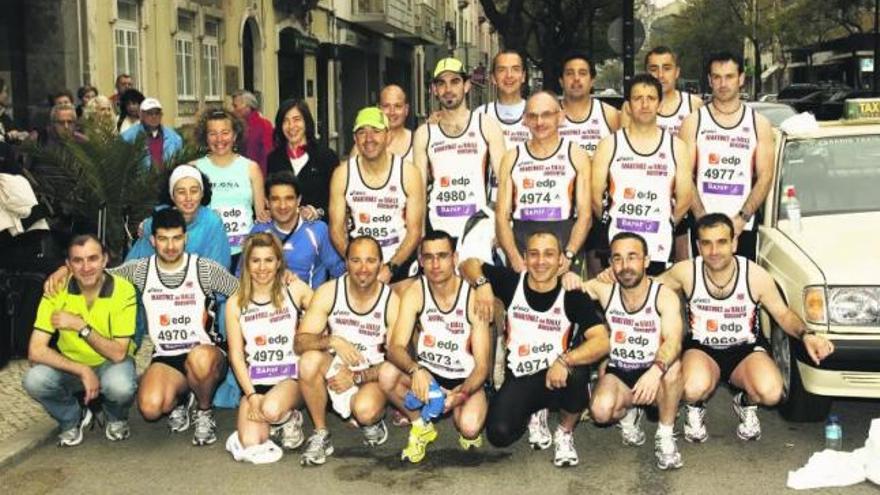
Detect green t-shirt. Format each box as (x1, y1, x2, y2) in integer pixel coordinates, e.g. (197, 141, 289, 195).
(33, 273, 137, 367)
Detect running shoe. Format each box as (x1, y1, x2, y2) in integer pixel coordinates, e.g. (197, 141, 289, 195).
(733, 392, 762, 441)
(552, 426, 579, 467)
(192, 408, 217, 446)
(168, 392, 195, 433)
(458, 433, 484, 451)
(619, 407, 646, 446)
(528, 409, 552, 450)
(272, 409, 305, 450)
(362, 418, 389, 446)
(104, 419, 130, 441)
(401, 421, 438, 463)
(58, 407, 93, 447)
(654, 432, 684, 470)
(301, 429, 334, 466)
(683, 404, 708, 443)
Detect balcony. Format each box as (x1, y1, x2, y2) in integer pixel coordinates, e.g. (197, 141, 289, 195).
(412, 1, 444, 45)
(350, 0, 415, 37)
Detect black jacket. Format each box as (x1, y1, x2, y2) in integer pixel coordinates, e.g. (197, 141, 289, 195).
(266, 143, 339, 213)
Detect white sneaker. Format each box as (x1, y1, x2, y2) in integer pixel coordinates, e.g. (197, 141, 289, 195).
(362, 418, 388, 446)
(192, 408, 217, 446)
(58, 408, 93, 447)
(683, 404, 708, 443)
(733, 392, 762, 441)
(301, 429, 334, 466)
(654, 432, 683, 470)
(168, 392, 195, 433)
(528, 409, 552, 450)
(271, 409, 305, 450)
(618, 407, 646, 446)
(552, 426, 578, 467)
(104, 419, 130, 441)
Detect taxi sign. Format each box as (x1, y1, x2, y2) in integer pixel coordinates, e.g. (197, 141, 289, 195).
(844, 98, 880, 119)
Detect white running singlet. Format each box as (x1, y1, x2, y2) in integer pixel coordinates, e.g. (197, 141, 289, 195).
(656, 90, 694, 136)
(506, 275, 573, 377)
(688, 256, 759, 349)
(558, 99, 613, 154)
(142, 254, 211, 357)
(240, 289, 301, 385)
(478, 101, 530, 203)
(415, 278, 475, 380)
(345, 154, 408, 261)
(327, 275, 392, 366)
(426, 111, 490, 238)
(510, 139, 578, 222)
(605, 281, 663, 370)
(606, 129, 676, 262)
(694, 106, 758, 230)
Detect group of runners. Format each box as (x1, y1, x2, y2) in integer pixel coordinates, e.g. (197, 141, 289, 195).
(23, 45, 835, 471)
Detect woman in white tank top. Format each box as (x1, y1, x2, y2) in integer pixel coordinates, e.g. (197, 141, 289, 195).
(225, 233, 313, 463)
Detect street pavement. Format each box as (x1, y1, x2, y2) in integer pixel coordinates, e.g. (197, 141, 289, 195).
(2, 383, 878, 495)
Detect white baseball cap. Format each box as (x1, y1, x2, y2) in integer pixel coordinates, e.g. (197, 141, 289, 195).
(141, 98, 162, 112)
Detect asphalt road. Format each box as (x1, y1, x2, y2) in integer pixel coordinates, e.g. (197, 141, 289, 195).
(3, 388, 879, 495)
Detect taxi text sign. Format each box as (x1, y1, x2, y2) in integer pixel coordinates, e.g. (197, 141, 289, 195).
(845, 98, 880, 120)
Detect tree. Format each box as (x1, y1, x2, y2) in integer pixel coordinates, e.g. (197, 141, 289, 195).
(478, 0, 625, 91)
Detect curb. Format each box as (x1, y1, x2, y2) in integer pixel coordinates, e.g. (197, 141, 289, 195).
(0, 417, 57, 470)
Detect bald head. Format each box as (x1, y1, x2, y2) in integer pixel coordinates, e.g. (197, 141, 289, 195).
(379, 84, 409, 130)
(524, 91, 562, 140)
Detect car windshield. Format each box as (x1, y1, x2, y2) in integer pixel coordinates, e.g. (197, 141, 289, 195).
(779, 86, 818, 99)
(780, 134, 880, 216)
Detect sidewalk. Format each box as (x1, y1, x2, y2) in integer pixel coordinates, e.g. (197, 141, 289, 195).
(0, 342, 153, 469)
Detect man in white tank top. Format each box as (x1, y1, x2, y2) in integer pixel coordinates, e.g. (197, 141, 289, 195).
(461, 232, 610, 468)
(349, 85, 415, 163)
(476, 50, 531, 149)
(558, 51, 620, 155)
(578, 232, 685, 470)
(592, 74, 693, 275)
(496, 91, 592, 274)
(648, 214, 834, 444)
(380, 231, 492, 463)
(621, 46, 703, 136)
(329, 107, 425, 287)
(679, 52, 775, 261)
(295, 236, 401, 466)
(413, 57, 506, 242)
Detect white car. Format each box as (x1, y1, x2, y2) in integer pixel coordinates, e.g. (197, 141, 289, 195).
(758, 102, 880, 421)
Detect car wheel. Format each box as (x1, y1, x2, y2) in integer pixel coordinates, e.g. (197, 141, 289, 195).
(771, 323, 831, 422)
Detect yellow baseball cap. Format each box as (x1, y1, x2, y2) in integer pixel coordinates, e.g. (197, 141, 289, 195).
(353, 106, 388, 132)
(433, 57, 467, 79)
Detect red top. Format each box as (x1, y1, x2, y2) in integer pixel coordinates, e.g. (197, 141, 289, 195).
(243, 110, 274, 176)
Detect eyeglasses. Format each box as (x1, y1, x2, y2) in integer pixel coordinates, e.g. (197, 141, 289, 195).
(525, 110, 559, 121)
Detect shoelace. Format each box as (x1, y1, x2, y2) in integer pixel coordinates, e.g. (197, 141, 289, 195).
(305, 433, 327, 453)
(655, 434, 678, 454)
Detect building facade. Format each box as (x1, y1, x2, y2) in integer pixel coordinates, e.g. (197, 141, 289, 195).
(0, 0, 499, 152)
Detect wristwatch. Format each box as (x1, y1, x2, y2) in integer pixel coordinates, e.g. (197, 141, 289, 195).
(564, 250, 576, 260)
(78, 325, 93, 340)
(653, 359, 668, 375)
(472, 275, 489, 289)
(737, 209, 752, 222)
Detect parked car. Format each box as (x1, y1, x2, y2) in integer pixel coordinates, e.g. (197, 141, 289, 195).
(777, 83, 823, 100)
(757, 101, 880, 421)
(815, 89, 875, 120)
(747, 101, 796, 128)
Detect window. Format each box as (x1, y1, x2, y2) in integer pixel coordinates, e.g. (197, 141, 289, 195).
(114, 0, 140, 85)
(201, 18, 221, 100)
(175, 11, 196, 99)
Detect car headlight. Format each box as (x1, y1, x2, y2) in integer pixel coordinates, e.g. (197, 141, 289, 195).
(803, 286, 827, 325)
(827, 287, 880, 326)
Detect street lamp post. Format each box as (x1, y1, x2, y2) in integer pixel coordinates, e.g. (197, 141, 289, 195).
(874, 0, 879, 94)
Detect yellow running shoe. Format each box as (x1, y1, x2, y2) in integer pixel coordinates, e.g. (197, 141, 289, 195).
(401, 421, 438, 464)
(458, 433, 483, 450)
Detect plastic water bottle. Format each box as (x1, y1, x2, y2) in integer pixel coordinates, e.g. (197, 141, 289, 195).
(825, 414, 843, 450)
(783, 186, 802, 231)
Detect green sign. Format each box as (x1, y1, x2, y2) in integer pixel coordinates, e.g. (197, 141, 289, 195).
(845, 98, 880, 120)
